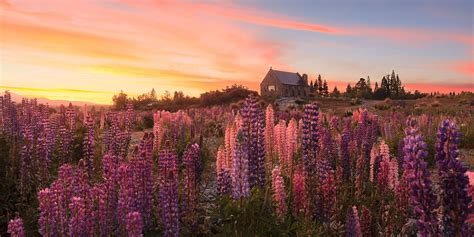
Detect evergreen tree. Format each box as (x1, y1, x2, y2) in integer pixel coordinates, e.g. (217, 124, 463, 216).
(390, 70, 396, 96)
(345, 84, 353, 97)
(331, 86, 341, 97)
(323, 80, 329, 97)
(381, 76, 389, 96)
(313, 78, 319, 95)
(395, 74, 401, 97)
(317, 74, 323, 96)
(374, 82, 379, 91)
(367, 76, 372, 91)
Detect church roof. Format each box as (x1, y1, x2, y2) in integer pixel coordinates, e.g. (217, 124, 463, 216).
(271, 69, 302, 86)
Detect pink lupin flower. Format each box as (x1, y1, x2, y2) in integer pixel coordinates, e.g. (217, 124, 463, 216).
(126, 211, 144, 237)
(272, 166, 287, 221)
(265, 104, 275, 162)
(8, 218, 26, 237)
(292, 168, 307, 216)
(369, 143, 379, 183)
(285, 118, 298, 175)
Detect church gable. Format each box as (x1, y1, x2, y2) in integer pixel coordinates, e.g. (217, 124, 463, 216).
(260, 68, 309, 98)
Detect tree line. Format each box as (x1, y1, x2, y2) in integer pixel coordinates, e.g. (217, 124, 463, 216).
(112, 84, 256, 111)
(309, 70, 426, 100)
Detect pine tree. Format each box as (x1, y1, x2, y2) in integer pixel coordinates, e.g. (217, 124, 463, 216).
(390, 70, 396, 96)
(395, 75, 401, 97)
(313, 78, 319, 95)
(317, 74, 323, 96)
(374, 82, 379, 91)
(323, 80, 329, 97)
(331, 86, 340, 97)
(345, 84, 352, 97)
(367, 76, 372, 92)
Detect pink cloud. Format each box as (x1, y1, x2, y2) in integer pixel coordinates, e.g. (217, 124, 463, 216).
(134, 1, 473, 47)
(446, 61, 474, 77)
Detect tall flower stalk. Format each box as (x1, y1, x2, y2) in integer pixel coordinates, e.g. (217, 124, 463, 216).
(231, 142, 250, 199)
(240, 95, 266, 188)
(403, 117, 439, 236)
(435, 119, 471, 235)
(158, 149, 180, 237)
(272, 166, 287, 221)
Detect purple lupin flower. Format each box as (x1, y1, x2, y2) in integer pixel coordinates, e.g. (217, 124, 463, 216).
(182, 143, 200, 225)
(340, 118, 352, 181)
(240, 95, 265, 188)
(158, 149, 180, 237)
(125, 101, 135, 131)
(96, 153, 120, 236)
(69, 197, 88, 237)
(83, 114, 94, 177)
(403, 117, 439, 236)
(231, 141, 250, 199)
(58, 125, 73, 163)
(345, 206, 361, 237)
(126, 211, 144, 237)
(302, 103, 320, 217)
(302, 103, 319, 180)
(130, 133, 154, 228)
(19, 124, 34, 196)
(37, 117, 53, 186)
(435, 119, 471, 235)
(117, 163, 135, 231)
(218, 169, 232, 195)
(38, 188, 59, 237)
(8, 217, 26, 237)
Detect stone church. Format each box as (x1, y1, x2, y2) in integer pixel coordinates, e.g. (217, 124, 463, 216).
(260, 68, 310, 98)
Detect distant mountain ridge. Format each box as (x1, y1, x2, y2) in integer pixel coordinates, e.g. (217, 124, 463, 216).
(0, 91, 108, 107)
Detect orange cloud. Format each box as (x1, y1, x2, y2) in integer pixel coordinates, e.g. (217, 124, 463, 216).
(1, 0, 471, 104)
(1, 20, 141, 61)
(1, 0, 286, 103)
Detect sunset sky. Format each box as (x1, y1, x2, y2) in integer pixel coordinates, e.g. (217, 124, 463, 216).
(1, 0, 473, 104)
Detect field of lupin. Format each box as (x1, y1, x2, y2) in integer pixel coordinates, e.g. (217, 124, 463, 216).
(1, 90, 474, 236)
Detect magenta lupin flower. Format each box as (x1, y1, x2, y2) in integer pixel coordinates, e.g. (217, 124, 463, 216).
(8, 217, 26, 237)
(38, 188, 59, 237)
(68, 196, 88, 237)
(130, 133, 154, 227)
(292, 170, 307, 216)
(272, 166, 287, 221)
(126, 211, 144, 237)
(82, 114, 94, 177)
(345, 206, 361, 237)
(117, 163, 136, 231)
(182, 143, 201, 224)
(158, 149, 180, 237)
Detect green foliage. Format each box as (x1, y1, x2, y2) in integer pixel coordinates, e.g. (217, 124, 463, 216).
(209, 188, 293, 236)
(112, 85, 256, 111)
